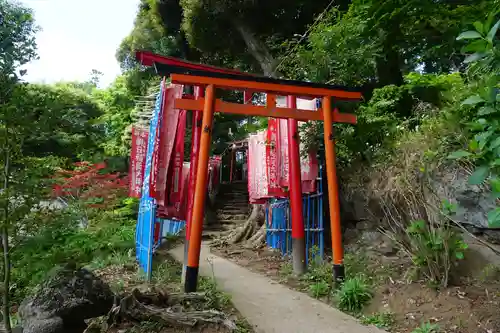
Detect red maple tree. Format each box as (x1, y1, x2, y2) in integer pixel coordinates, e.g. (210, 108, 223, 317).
(52, 161, 128, 209)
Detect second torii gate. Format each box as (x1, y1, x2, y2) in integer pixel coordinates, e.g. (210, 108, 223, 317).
(138, 51, 362, 292)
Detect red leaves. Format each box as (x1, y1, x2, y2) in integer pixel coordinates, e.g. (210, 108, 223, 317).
(52, 161, 128, 208)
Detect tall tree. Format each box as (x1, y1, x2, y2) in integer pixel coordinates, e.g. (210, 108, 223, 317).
(180, 0, 343, 75)
(0, 1, 38, 329)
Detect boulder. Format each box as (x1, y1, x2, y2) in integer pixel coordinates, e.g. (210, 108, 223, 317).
(19, 263, 114, 333)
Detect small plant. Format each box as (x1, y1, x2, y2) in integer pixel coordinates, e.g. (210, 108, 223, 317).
(308, 281, 330, 299)
(235, 319, 253, 333)
(412, 322, 440, 333)
(279, 261, 293, 280)
(479, 263, 500, 282)
(405, 219, 468, 287)
(344, 252, 369, 278)
(335, 275, 372, 313)
(361, 312, 395, 330)
(199, 276, 232, 310)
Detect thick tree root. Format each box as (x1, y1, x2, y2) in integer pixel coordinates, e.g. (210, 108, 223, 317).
(212, 204, 266, 249)
(106, 288, 236, 331)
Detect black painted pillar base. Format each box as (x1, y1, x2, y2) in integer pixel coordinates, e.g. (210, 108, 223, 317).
(184, 266, 199, 292)
(333, 264, 345, 286)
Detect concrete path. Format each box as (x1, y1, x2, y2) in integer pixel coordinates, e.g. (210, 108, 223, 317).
(170, 244, 387, 333)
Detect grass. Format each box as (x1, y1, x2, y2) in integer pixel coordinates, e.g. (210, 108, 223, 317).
(335, 275, 373, 313)
(411, 322, 440, 333)
(361, 312, 395, 330)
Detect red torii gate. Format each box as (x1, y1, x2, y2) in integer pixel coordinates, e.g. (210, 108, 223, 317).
(136, 51, 362, 292)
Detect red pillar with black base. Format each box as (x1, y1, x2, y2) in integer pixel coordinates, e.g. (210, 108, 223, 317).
(183, 86, 203, 283)
(185, 84, 216, 292)
(287, 96, 307, 275)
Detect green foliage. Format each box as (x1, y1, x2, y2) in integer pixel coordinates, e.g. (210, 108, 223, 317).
(198, 276, 232, 310)
(361, 312, 395, 330)
(6, 83, 105, 159)
(447, 12, 500, 228)
(9, 199, 136, 304)
(412, 322, 440, 333)
(308, 281, 330, 299)
(93, 75, 136, 157)
(405, 218, 468, 287)
(334, 275, 372, 313)
(0, 0, 38, 74)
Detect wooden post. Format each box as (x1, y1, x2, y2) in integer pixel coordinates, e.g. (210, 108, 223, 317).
(287, 96, 306, 275)
(184, 84, 215, 292)
(322, 96, 344, 283)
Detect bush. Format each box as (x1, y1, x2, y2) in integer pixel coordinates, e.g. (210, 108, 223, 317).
(10, 197, 136, 304)
(334, 275, 372, 312)
(405, 218, 467, 287)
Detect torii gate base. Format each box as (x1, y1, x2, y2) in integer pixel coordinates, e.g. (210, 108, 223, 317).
(137, 51, 362, 292)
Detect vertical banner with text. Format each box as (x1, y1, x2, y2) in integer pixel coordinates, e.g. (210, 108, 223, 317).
(129, 126, 149, 198)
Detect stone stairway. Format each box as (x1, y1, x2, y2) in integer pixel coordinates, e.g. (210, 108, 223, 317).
(203, 182, 250, 239)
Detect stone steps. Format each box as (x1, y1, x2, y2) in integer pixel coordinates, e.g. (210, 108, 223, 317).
(216, 214, 248, 220)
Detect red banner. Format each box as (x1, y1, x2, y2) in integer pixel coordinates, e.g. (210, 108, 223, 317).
(156, 162, 190, 220)
(168, 109, 187, 211)
(208, 156, 222, 195)
(267, 118, 286, 197)
(129, 127, 149, 198)
(151, 84, 184, 204)
(278, 118, 290, 189)
(248, 131, 269, 204)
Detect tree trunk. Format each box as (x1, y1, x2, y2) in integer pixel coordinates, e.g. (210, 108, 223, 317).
(233, 21, 278, 77)
(2, 147, 11, 333)
(375, 23, 404, 87)
(2, 226, 10, 333)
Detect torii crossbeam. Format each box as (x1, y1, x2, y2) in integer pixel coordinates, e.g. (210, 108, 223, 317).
(137, 51, 363, 292)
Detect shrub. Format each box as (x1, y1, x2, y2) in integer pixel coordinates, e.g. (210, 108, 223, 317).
(9, 197, 136, 304)
(405, 218, 467, 287)
(335, 275, 372, 312)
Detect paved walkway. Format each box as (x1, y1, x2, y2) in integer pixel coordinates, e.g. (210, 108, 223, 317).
(170, 244, 387, 333)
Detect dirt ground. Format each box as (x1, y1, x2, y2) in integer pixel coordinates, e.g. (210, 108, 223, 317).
(92, 248, 253, 333)
(212, 231, 500, 333)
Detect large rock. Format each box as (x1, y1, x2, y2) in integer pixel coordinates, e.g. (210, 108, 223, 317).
(19, 263, 114, 333)
(433, 168, 496, 230)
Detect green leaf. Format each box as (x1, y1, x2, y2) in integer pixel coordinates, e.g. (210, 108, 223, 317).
(475, 131, 493, 150)
(447, 150, 471, 159)
(457, 31, 483, 40)
(491, 177, 500, 193)
(468, 166, 489, 185)
(464, 52, 488, 63)
(473, 21, 484, 35)
(469, 139, 479, 151)
(478, 106, 497, 115)
(486, 19, 500, 43)
(462, 95, 485, 106)
(455, 252, 465, 260)
(461, 39, 489, 53)
(488, 208, 500, 228)
(490, 136, 500, 150)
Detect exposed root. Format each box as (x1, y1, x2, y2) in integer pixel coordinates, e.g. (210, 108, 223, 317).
(212, 204, 265, 248)
(107, 288, 236, 331)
